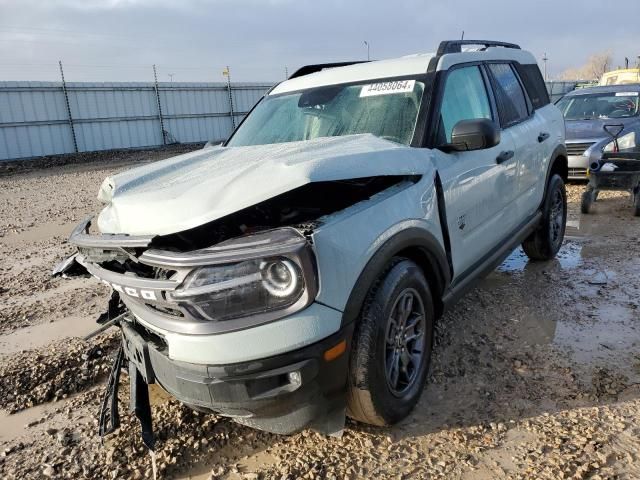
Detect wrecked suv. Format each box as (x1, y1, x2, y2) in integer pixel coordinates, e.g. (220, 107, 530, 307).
(64, 40, 567, 437)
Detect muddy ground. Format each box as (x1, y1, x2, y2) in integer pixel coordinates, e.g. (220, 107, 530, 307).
(0, 147, 639, 480)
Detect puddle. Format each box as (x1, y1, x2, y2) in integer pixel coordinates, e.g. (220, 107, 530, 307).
(0, 313, 97, 356)
(498, 242, 583, 273)
(552, 303, 640, 367)
(508, 298, 640, 376)
(176, 450, 279, 480)
(0, 392, 81, 444)
(0, 403, 54, 444)
(0, 221, 75, 246)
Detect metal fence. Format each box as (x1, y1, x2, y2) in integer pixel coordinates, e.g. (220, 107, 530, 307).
(1, 78, 590, 161)
(0, 81, 272, 161)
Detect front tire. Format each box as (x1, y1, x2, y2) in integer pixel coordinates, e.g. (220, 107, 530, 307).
(522, 174, 567, 261)
(347, 258, 434, 426)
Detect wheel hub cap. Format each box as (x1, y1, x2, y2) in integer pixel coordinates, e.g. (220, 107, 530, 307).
(384, 288, 427, 397)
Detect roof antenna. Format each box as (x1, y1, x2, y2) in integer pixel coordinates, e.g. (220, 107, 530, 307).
(461, 30, 465, 40)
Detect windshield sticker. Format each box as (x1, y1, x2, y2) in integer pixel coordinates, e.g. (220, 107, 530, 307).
(360, 80, 416, 97)
(615, 92, 639, 97)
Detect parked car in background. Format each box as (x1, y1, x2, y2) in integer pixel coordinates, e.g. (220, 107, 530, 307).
(556, 84, 640, 179)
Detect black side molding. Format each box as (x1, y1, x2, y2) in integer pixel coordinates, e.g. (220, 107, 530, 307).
(442, 212, 541, 309)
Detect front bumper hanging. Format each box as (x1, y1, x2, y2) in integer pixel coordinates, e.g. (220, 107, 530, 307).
(98, 335, 156, 452)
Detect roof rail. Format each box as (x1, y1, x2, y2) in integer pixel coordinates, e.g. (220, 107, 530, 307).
(437, 40, 521, 56)
(289, 61, 370, 79)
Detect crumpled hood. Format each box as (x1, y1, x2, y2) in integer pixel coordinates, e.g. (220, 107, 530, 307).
(97, 134, 433, 235)
(565, 117, 638, 141)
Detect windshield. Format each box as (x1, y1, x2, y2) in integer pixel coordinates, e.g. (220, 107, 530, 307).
(227, 79, 425, 147)
(556, 92, 639, 120)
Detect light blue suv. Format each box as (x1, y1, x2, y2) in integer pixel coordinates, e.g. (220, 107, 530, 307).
(62, 40, 568, 441)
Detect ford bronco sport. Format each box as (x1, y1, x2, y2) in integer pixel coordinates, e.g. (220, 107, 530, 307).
(60, 40, 567, 440)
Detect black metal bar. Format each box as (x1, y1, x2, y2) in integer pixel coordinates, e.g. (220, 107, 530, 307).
(225, 66, 236, 129)
(59, 61, 79, 153)
(82, 315, 122, 341)
(130, 363, 155, 451)
(152, 65, 166, 145)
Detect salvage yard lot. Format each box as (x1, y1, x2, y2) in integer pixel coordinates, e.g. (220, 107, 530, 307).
(0, 147, 639, 479)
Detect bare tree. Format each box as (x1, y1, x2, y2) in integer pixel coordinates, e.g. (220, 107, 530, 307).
(559, 51, 613, 81)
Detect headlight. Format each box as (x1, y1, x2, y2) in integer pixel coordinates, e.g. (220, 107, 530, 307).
(169, 256, 306, 322)
(603, 131, 636, 152)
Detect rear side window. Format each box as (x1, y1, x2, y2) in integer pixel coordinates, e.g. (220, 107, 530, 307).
(515, 63, 550, 109)
(487, 63, 529, 127)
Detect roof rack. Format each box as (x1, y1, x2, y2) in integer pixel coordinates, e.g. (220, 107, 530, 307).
(437, 40, 521, 56)
(289, 61, 370, 79)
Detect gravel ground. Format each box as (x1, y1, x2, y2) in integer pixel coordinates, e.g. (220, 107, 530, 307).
(0, 149, 639, 479)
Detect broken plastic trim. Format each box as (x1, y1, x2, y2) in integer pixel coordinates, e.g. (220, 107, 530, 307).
(69, 216, 155, 249)
(98, 344, 124, 440)
(51, 252, 88, 278)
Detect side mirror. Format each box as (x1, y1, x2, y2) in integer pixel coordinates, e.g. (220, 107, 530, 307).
(441, 118, 500, 152)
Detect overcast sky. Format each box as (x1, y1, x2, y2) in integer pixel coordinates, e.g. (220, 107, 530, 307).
(0, 0, 638, 83)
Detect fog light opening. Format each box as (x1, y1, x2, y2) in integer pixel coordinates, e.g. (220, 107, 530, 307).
(288, 371, 302, 386)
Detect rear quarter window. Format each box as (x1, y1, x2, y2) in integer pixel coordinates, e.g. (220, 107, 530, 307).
(487, 63, 530, 127)
(515, 63, 550, 110)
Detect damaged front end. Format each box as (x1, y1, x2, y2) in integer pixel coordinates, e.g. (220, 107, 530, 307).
(62, 174, 414, 441)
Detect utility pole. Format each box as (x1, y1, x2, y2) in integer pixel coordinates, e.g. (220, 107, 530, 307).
(461, 30, 465, 40)
(59, 60, 78, 153)
(285, 66, 288, 79)
(223, 66, 236, 129)
(542, 53, 548, 82)
(168, 73, 175, 82)
(152, 64, 166, 145)
(364, 41, 370, 61)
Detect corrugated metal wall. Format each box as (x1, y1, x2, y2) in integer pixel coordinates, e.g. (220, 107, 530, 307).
(0, 81, 272, 161)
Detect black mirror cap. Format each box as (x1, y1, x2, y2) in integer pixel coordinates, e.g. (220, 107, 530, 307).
(447, 118, 500, 152)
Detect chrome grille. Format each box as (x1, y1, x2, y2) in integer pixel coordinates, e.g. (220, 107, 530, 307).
(566, 142, 595, 156)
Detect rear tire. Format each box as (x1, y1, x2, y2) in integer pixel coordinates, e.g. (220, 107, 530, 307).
(634, 193, 640, 217)
(522, 174, 567, 261)
(581, 190, 592, 214)
(347, 258, 434, 426)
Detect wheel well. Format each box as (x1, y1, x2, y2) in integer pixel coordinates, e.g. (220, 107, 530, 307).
(396, 246, 445, 318)
(550, 155, 568, 183)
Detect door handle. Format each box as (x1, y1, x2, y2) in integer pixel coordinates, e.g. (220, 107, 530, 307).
(538, 132, 550, 143)
(496, 150, 514, 164)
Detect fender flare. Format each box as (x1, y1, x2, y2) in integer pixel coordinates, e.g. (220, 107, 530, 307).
(341, 225, 451, 327)
(542, 144, 568, 205)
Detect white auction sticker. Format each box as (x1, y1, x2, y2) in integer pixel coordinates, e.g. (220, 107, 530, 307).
(615, 92, 639, 97)
(360, 80, 415, 97)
